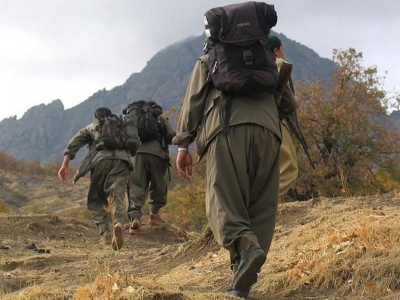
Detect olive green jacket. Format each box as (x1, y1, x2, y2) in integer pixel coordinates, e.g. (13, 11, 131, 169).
(172, 54, 281, 160)
(63, 123, 132, 182)
(136, 139, 167, 159)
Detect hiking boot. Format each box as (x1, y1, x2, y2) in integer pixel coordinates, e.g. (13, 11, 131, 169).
(149, 213, 163, 225)
(128, 219, 141, 235)
(231, 248, 266, 292)
(112, 222, 125, 250)
(99, 231, 112, 245)
(227, 286, 250, 299)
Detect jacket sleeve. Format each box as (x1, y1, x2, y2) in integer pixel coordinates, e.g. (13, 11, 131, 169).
(172, 57, 211, 145)
(63, 125, 93, 160)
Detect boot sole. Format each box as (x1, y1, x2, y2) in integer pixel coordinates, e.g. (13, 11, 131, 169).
(129, 228, 141, 235)
(112, 224, 125, 250)
(227, 288, 249, 299)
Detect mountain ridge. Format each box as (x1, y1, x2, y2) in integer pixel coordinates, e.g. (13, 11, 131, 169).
(2, 32, 392, 165)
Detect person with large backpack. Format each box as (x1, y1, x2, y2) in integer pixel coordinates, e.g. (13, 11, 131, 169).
(58, 107, 140, 251)
(267, 34, 299, 198)
(123, 100, 176, 234)
(173, 2, 280, 298)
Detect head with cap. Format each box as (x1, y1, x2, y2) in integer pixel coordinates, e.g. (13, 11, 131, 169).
(267, 34, 284, 58)
(94, 107, 112, 119)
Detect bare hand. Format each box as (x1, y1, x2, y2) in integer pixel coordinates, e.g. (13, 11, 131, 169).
(176, 151, 193, 180)
(58, 166, 69, 182)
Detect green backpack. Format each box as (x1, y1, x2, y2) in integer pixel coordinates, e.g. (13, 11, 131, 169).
(94, 113, 140, 156)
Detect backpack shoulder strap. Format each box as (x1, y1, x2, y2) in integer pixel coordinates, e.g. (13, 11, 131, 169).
(198, 54, 212, 83)
(198, 55, 208, 65)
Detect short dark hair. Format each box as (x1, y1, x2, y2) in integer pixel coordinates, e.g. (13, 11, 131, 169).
(267, 34, 282, 53)
(94, 107, 112, 119)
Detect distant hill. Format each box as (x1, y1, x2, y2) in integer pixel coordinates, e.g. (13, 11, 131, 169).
(0, 33, 339, 165)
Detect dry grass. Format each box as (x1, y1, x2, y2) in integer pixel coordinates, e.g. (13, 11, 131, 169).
(0, 170, 400, 299)
(263, 192, 400, 299)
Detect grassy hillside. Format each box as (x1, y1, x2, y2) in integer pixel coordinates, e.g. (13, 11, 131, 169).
(0, 169, 399, 299)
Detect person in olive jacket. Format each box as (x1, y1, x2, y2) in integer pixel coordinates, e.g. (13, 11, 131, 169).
(268, 34, 299, 199)
(127, 101, 176, 233)
(58, 107, 138, 251)
(173, 51, 281, 297)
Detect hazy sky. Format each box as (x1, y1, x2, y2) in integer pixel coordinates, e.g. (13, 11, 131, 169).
(0, 0, 399, 121)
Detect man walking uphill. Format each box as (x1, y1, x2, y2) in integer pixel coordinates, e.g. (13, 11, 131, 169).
(125, 100, 176, 234)
(268, 34, 299, 198)
(58, 107, 139, 251)
(173, 2, 280, 298)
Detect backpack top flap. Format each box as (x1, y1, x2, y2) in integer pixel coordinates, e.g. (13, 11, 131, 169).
(124, 101, 163, 119)
(124, 100, 145, 115)
(204, 2, 277, 46)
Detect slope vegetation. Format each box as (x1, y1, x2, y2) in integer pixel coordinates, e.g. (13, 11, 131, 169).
(1, 177, 399, 299)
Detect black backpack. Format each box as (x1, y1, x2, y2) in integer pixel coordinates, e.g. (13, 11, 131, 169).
(123, 100, 163, 142)
(203, 1, 278, 94)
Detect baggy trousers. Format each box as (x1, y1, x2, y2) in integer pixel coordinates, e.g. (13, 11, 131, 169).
(279, 120, 298, 198)
(205, 124, 280, 263)
(87, 159, 130, 234)
(127, 153, 168, 221)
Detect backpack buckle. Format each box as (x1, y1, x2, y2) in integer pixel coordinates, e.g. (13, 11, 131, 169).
(212, 61, 218, 74)
(242, 49, 253, 66)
